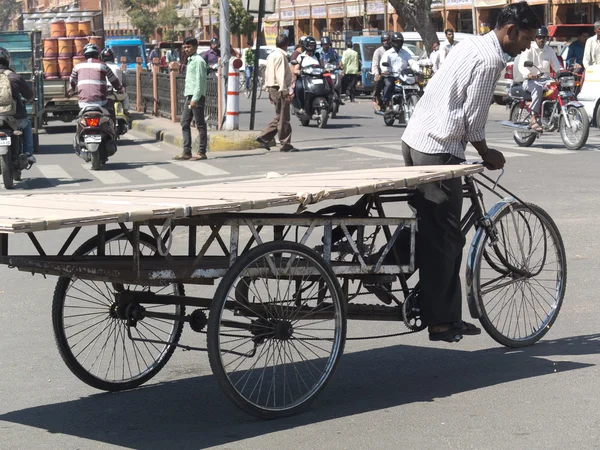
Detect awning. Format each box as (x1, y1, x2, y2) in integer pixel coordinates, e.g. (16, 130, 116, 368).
(280, 20, 294, 27)
(547, 24, 594, 39)
(473, 0, 506, 7)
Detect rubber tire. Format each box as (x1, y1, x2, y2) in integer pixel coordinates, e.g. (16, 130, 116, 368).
(90, 149, 102, 170)
(494, 95, 506, 106)
(300, 118, 310, 127)
(318, 108, 329, 128)
(384, 113, 395, 126)
(331, 102, 337, 119)
(560, 106, 589, 150)
(404, 95, 420, 124)
(1, 153, 14, 189)
(52, 229, 185, 391)
(207, 241, 347, 419)
(510, 103, 537, 147)
(472, 203, 566, 348)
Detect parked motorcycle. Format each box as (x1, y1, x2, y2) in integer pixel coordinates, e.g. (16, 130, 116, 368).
(379, 63, 421, 127)
(293, 62, 333, 128)
(502, 61, 589, 150)
(0, 116, 36, 190)
(73, 104, 118, 170)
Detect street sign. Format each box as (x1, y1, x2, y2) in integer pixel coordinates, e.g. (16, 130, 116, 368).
(246, 0, 276, 14)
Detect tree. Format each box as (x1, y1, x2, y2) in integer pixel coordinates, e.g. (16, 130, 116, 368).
(214, 0, 256, 49)
(120, 0, 159, 40)
(157, 0, 191, 42)
(388, 0, 439, 54)
(0, 0, 20, 31)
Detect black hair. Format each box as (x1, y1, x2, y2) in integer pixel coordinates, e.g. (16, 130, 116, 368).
(445, 29, 453, 34)
(276, 34, 289, 49)
(183, 37, 198, 46)
(346, 41, 353, 48)
(496, 2, 542, 31)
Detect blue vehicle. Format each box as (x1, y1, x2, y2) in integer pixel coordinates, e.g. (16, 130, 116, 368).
(350, 36, 381, 94)
(105, 36, 148, 71)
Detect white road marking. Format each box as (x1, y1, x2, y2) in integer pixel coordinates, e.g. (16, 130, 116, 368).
(84, 165, 129, 184)
(36, 165, 80, 186)
(140, 143, 163, 152)
(171, 161, 229, 176)
(136, 165, 178, 181)
(338, 146, 405, 161)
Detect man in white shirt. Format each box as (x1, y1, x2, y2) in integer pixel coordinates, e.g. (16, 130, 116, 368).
(429, 42, 441, 72)
(379, 32, 420, 110)
(583, 21, 600, 68)
(518, 26, 562, 130)
(256, 34, 295, 152)
(439, 29, 457, 66)
(400, 2, 540, 343)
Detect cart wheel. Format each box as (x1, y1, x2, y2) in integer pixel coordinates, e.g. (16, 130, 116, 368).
(208, 241, 347, 419)
(52, 229, 185, 391)
(469, 202, 566, 348)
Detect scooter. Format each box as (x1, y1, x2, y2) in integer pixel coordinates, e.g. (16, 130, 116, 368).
(294, 63, 333, 128)
(324, 63, 342, 119)
(73, 104, 118, 170)
(0, 116, 35, 189)
(379, 64, 421, 127)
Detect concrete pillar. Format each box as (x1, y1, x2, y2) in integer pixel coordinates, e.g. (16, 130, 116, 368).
(135, 57, 142, 112)
(169, 62, 179, 123)
(152, 57, 159, 116)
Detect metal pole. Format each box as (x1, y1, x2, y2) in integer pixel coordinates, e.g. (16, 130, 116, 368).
(249, 0, 265, 131)
(220, 0, 231, 126)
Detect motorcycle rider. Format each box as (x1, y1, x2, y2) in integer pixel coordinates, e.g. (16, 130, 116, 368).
(318, 36, 339, 67)
(380, 32, 420, 111)
(292, 36, 322, 115)
(70, 43, 124, 124)
(202, 38, 220, 66)
(100, 47, 130, 117)
(372, 31, 391, 111)
(0, 47, 35, 159)
(518, 26, 562, 131)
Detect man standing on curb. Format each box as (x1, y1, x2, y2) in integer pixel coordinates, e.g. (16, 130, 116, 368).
(255, 34, 296, 152)
(341, 41, 359, 102)
(174, 37, 208, 161)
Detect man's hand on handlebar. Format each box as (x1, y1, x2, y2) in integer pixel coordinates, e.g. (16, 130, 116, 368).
(527, 73, 540, 80)
(480, 148, 505, 170)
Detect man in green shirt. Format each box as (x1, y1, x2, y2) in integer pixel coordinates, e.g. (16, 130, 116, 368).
(174, 37, 208, 161)
(340, 41, 360, 102)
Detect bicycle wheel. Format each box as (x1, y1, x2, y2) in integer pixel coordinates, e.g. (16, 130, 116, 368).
(208, 241, 347, 419)
(469, 202, 566, 348)
(52, 229, 185, 391)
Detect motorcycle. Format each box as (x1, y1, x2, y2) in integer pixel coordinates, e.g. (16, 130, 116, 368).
(502, 60, 589, 150)
(324, 63, 342, 118)
(293, 62, 333, 128)
(73, 104, 118, 170)
(379, 63, 421, 127)
(0, 116, 36, 190)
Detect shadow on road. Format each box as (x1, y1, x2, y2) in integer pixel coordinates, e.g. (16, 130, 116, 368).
(20, 177, 91, 189)
(0, 333, 597, 449)
(43, 125, 77, 135)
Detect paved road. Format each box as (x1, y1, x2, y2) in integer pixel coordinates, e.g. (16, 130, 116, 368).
(1, 98, 600, 449)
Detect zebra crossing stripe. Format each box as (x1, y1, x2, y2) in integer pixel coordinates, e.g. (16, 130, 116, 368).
(339, 146, 405, 161)
(140, 143, 163, 152)
(36, 165, 80, 186)
(171, 161, 229, 176)
(136, 165, 178, 181)
(84, 165, 129, 184)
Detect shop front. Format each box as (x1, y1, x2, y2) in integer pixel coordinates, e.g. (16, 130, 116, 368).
(445, 0, 474, 33)
(278, 9, 295, 44)
(431, 0, 444, 32)
(311, 5, 327, 41)
(553, 1, 590, 25)
(473, 0, 506, 35)
(328, 4, 346, 32)
(296, 7, 311, 39)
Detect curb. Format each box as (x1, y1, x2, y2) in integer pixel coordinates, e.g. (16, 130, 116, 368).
(131, 120, 263, 152)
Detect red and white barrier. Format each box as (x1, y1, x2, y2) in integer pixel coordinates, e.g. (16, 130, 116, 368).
(224, 58, 242, 131)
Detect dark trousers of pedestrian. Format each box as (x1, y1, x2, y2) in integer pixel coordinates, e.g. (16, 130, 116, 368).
(402, 142, 466, 327)
(342, 74, 357, 101)
(181, 95, 207, 156)
(382, 76, 396, 105)
(257, 88, 292, 148)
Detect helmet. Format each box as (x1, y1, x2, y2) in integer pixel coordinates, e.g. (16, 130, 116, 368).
(100, 47, 115, 63)
(83, 43, 99, 59)
(0, 47, 10, 66)
(381, 31, 391, 43)
(321, 36, 332, 46)
(302, 36, 317, 52)
(536, 27, 549, 38)
(210, 37, 219, 46)
(391, 32, 404, 49)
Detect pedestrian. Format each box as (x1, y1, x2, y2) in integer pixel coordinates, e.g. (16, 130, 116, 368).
(148, 42, 160, 68)
(429, 41, 441, 72)
(340, 41, 359, 102)
(583, 22, 600, 68)
(400, 1, 540, 343)
(438, 29, 457, 66)
(173, 37, 208, 161)
(255, 34, 296, 152)
(244, 41, 255, 90)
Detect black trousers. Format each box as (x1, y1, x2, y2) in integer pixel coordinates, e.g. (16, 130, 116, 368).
(402, 142, 466, 326)
(341, 74, 357, 100)
(382, 77, 396, 104)
(181, 95, 207, 155)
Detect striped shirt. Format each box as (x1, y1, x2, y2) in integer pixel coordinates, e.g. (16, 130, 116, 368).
(402, 31, 505, 159)
(70, 58, 122, 108)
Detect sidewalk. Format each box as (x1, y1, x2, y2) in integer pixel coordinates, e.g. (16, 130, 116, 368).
(130, 114, 265, 152)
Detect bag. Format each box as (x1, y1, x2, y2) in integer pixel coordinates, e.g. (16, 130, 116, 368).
(0, 70, 16, 116)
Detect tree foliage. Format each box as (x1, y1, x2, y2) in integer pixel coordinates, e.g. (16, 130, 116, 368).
(388, 0, 438, 54)
(0, 0, 20, 31)
(157, 0, 191, 42)
(121, 0, 159, 39)
(230, 0, 255, 47)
